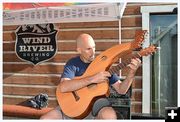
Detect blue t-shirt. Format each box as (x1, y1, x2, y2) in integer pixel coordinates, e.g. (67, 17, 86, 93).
(61, 56, 120, 85)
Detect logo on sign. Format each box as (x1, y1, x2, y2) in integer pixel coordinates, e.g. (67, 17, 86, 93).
(15, 24, 57, 65)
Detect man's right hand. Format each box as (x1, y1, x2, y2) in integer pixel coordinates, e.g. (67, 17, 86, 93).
(90, 71, 111, 84)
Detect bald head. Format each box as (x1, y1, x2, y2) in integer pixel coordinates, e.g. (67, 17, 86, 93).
(76, 33, 94, 48)
(76, 33, 96, 63)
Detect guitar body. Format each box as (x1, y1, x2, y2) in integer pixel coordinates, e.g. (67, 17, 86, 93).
(56, 30, 147, 119)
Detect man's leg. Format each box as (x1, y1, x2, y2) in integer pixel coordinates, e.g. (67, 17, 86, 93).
(96, 107, 117, 119)
(40, 107, 63, 119)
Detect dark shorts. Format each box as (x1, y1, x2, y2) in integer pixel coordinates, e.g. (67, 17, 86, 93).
(56, 98, 111, 119)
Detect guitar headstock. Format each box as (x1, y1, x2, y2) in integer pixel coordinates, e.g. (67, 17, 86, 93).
(139, 45, 157, 57)
(132, 30, 148, 49)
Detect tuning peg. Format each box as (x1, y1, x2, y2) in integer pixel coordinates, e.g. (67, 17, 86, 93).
(156, 47, 161, 50)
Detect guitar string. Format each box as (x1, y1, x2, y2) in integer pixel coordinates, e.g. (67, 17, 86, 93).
(108, 52, 141, 75)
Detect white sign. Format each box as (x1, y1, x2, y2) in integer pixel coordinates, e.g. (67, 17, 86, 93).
(3, 3, 126, 25)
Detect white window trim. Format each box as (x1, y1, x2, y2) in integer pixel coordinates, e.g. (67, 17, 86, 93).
(140, 5, 177, 114)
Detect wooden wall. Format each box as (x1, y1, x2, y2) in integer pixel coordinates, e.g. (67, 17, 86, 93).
(3, 2, 175, 114)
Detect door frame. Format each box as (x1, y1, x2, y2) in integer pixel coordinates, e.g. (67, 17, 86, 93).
(140, 5, 177, 113)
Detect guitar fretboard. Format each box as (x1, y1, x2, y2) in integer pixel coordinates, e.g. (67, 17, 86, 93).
(108, 53, 141, 75)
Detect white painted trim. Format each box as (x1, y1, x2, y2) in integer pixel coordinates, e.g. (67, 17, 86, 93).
(178, 2, 180, 108)
(141, 12, 151, 114)
(119, 2, 127, 18)
(140, 5, 177, 114)
(141, 5, 177, 13)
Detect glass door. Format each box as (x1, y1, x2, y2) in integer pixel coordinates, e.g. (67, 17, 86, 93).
(150, 14, 177, 116)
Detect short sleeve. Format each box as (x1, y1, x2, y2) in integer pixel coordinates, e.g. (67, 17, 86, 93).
(61, 61, 76, 79)
(109, 73, 120, 85)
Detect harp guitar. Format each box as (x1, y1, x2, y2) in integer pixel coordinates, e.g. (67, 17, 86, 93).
(56, 30, 149, 119)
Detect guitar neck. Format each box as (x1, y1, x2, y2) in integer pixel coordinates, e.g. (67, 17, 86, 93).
(108, 52, 141, 75)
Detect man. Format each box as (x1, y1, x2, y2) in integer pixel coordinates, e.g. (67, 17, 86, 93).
(40, 33, 141, 119)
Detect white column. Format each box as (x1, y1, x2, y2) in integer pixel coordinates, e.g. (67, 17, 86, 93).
(141, 12, 151, 114)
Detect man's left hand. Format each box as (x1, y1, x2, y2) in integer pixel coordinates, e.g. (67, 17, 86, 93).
(128, 58, 141, 72)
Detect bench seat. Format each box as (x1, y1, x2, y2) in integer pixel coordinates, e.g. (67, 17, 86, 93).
(3, 104, 53, 119)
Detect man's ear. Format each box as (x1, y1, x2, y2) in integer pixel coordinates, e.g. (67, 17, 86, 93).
(77, 48, 81, 53)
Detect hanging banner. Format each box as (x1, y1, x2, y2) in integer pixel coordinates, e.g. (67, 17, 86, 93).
(15, 23, 57, 65)
(3, 3, 124, 25)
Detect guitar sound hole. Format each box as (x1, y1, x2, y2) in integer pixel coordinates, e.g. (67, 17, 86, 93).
(101, 55, 107, 61)
(71, 84, 97, 101)
(72, 91, 80, 101)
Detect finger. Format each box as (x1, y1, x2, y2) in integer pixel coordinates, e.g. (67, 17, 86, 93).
(132, 58, 141, 66)
(136, 58, 141, 63)
(132, 58, 141, 62)
(104, 71, 111, 77)
(127, 64, 134, 69)
(103, 78, 109, 81)
(132, 58, 138, 63)
(99, 78, 108, 83)
(130, 61, 137, 67)
(127, 64, 131, 67)
(128, 63, 138, 70)
(106, 72, 111, 77)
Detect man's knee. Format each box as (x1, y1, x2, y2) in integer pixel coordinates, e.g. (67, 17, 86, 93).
(96, 107, 117, 119)
(40, 114, 48, 120)
(40, 108, 63, 119)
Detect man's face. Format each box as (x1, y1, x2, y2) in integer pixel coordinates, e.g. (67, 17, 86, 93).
(79, 38, 96, 63)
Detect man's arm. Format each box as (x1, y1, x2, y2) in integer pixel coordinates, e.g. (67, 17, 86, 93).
(59, 71, 111, 93)
(112, 58, 141, 94)
(59, 77, 93, 93)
